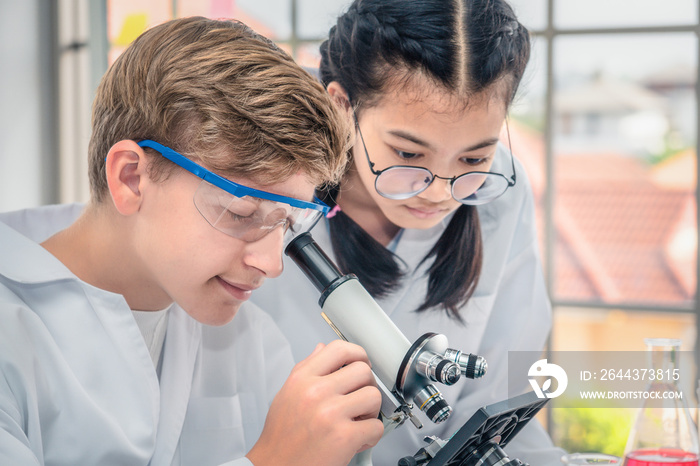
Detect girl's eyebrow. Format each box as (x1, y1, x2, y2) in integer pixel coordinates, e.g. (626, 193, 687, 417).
(387, 129, 500, 152)
(387, 130, 434, 150)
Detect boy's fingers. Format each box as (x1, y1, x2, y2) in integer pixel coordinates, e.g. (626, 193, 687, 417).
(345, 385, 383, 421)
(327, 360, 377, 394)
(304, 340, 371, 376)
(310, 342, 325, 356)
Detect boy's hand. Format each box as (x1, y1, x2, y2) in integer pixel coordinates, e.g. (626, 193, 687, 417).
(246, 340, 384, 466)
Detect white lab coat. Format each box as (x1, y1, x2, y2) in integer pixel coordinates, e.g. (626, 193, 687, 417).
(0, 205, 293, 466)
(252, 145, 567, 465)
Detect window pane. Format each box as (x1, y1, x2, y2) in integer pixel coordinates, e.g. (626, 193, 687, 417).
(179, 0, 290, 39)
(106, 0, 172, 63)
(551, 308, 696, 455)
(297, 0, 350, 39)
(552, 33, 697, 307)
(509, 0, 548, 32)
(555, 0, 698, 29)
(107, 0, 291, 63)
(298, 0, 548, 37)
(296, 41, 323, 69)
(553, 308, 697, 351)
(236, 0, 291, 39)
(509, 37, 548, 261)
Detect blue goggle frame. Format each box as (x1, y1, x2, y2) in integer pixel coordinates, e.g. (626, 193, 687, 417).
(137, 139, 330, 214)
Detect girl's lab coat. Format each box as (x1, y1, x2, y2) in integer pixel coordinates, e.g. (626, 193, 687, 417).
(252, 145, 567, 465)
(0, 206, 293, 466)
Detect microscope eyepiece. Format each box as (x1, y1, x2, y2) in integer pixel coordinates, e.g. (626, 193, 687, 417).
(285, 232, 342, 294)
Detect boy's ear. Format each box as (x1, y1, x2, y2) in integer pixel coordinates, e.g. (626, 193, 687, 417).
(105, 140, 148, 216)
(327, 81, 352, 112)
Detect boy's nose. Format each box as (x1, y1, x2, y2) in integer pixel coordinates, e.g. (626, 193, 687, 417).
(243, 225, 285, 278)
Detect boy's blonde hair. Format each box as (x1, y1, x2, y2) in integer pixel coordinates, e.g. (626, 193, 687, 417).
(89, 17, 351, 202)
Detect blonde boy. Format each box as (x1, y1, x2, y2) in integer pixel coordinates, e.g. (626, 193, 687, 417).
(0, 17, 382, 465)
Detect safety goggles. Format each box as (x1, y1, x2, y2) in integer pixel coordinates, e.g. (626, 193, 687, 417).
(137, 140, 329, 242)
(354, 116, 517, 206)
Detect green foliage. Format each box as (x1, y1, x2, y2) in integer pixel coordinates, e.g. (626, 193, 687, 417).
(552, 402, 636, 457)
(647, 146, 685, 166)
(646, 131, 693, 165)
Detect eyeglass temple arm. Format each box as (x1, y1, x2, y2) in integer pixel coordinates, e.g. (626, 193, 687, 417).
(505, 118, 517, 186)
(353, 109, 382, 176)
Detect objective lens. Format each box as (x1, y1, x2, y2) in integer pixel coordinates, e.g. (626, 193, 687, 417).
(416, 352, 462, 385)
(414, 385, 452, 424)
(444, 348, 488, 379)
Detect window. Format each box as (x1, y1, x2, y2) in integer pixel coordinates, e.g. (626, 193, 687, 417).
(509, 0, 699, 454)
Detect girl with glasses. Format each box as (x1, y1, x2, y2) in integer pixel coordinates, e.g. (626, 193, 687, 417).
(253, 0, 566, 464)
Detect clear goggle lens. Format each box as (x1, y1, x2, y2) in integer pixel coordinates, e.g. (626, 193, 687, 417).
(374, 167, 511, 206)
(194, 180, 324, 242)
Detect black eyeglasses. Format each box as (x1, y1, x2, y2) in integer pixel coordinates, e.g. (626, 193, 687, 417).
(354, 113, 516, 206)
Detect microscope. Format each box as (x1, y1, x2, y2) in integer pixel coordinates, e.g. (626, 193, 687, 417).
(285, 232, 549, 466)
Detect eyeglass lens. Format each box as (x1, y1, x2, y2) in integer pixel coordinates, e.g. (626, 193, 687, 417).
(453, 173, 510, 205)
(193, 180, 323, 242)
(374, 167, 510, 205)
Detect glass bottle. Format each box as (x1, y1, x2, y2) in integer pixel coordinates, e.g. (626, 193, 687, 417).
(623, 338, 699, 466)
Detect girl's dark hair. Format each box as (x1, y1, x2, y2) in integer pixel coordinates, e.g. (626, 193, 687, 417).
(319, 0, 530, 320)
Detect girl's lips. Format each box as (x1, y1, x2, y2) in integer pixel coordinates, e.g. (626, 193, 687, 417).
(216, 276, 254, 301)
(405, 205, 445, 219)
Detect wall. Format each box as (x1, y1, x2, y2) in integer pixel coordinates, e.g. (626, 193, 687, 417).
(0, 0, 58, 211)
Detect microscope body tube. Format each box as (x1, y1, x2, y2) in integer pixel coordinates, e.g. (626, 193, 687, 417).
(320, 276, 412, 391)
(285, 232, 411, 392)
